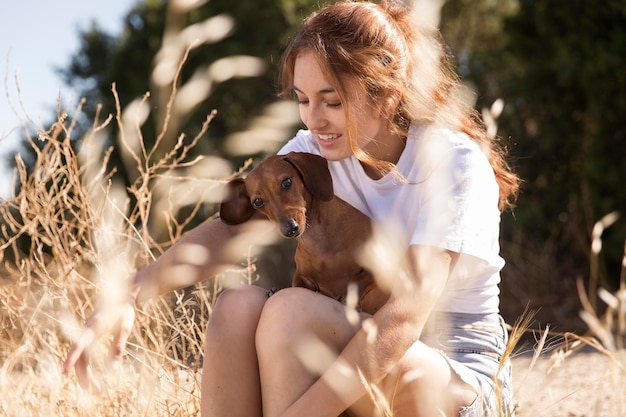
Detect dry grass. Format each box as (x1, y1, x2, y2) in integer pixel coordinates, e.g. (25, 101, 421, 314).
(0, 47, 250, 414)
(509, 214, 626, 417)
(1, 86, 626, 417)
(1, 25, 625, 417)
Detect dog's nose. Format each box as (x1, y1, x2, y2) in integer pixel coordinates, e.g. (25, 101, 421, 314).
(281, 219, 300, 238)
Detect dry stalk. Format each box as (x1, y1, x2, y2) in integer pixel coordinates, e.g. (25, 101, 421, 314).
(513, 212, 626, 417)
(0, 45, 254, 417)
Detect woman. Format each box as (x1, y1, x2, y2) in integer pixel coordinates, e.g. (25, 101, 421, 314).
(64, 1, 519, 416)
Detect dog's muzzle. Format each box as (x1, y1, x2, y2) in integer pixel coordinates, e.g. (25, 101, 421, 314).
(280, 218, 301, 238)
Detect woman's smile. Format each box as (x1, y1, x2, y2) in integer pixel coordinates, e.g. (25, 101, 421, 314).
(315, 132, 342, 147)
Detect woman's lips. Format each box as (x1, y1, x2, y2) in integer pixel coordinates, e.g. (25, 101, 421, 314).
(316, 133, 341, 147)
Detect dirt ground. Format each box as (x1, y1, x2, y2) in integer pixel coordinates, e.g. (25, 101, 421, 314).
(510, 350, 625, 417)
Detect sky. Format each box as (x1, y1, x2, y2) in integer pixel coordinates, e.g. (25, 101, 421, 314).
(0, 0, 136, 199)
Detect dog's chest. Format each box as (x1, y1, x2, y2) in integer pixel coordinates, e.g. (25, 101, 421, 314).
(295, 221, 369, 274)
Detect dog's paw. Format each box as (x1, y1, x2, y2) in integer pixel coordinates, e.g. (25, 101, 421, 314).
(266, 287, 282, 297)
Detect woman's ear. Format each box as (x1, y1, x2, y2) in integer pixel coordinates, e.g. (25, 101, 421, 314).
(219, 179, 255, 225)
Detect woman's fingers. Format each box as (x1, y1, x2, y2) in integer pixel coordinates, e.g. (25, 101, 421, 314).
(62, 303, 136, 393)
(75, 352, 102, 394)
(62, 326, 100, 392)
(109, 303, 136, 366)
(62, 326, 96, 374)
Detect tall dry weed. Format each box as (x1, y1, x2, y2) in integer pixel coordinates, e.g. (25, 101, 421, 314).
(0, 50, 254, 415)
(510, 212, 625, 417)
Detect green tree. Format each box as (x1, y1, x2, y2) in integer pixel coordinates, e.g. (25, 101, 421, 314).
(57, 0, 318, 180)
(440, 0, 626, 327)
(500, 0, 626, 282)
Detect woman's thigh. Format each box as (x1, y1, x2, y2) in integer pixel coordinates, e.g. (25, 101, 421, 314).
(201, 285, 269, 417)
(420, 312, 514, 416)
(256, 288, 474, 417)
(255, 287, 364, 415)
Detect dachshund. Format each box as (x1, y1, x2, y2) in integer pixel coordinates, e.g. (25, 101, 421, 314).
(219, 152, 387, 314)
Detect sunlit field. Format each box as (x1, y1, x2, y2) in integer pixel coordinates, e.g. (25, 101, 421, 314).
(2, 9, 625, 414)
(1, 77, 624, 417)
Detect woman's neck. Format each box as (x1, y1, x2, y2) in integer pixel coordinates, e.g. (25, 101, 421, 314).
(361, 131, 406, 180)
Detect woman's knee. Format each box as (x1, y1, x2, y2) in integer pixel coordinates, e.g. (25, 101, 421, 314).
(379, 343, 464, 416)
(255, 287, 357, 353)
(255, 288, 337, 375)
(206, 285, 268, 339)
(256, 287, 325, 334)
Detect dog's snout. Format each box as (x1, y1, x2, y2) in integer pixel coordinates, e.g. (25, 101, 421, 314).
(281, 218, 300, 238)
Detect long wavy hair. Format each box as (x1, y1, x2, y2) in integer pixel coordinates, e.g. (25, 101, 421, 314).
(279, 0, 519, 210)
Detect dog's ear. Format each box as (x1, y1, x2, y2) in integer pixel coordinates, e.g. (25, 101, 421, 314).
(219, 178, 255, 225)
(284, 152, 333, 201)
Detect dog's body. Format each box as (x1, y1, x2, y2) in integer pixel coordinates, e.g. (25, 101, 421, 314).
(220, 152, 387, 314)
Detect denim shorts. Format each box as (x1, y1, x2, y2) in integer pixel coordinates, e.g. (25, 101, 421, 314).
(420, 312, 515, 417)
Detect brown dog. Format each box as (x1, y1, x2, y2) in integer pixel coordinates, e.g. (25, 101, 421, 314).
(219, 152, 386, 314)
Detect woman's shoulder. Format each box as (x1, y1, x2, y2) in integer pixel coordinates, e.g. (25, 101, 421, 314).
(399, 125, 491, 183)
(408, 125, 489, 165)
(409, 125, 478, 151)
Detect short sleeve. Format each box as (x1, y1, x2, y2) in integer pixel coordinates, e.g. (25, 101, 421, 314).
(412, 138, 502, 264)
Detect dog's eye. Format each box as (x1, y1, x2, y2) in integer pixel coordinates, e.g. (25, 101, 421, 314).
(281, 178, 292, 190)
(252, 198, 264, 209)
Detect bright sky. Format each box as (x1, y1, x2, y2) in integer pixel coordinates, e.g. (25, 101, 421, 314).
(0, 0, 136, 199)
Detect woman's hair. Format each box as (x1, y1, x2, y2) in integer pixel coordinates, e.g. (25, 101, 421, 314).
(279, 0, 519, 210)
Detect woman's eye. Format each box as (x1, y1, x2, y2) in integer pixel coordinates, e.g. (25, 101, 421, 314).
(281, 178, 292, 190)
(326, 101, 341, 108)
(252, 198, 264, 208)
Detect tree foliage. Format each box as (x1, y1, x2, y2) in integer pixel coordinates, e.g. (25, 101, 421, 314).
(499, 0, 626, 282)
(440, 0, 626, 325)
(50, 0, 319, 188)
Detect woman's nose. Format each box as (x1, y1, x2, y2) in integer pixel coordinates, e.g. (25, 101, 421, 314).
(303, 104, 325, 130)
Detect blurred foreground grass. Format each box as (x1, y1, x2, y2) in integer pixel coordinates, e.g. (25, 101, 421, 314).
(1, 80, 624, 417)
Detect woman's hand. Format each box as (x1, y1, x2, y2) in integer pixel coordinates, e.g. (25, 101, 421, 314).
(62, 300, 136, 394)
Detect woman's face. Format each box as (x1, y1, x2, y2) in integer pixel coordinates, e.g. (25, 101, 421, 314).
(293, 52, 399, 163)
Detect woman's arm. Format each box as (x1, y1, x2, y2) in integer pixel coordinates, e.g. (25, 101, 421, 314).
(63, 214, 275, 389)
(131, 215, 275, 303)
(281, 244, 459, 417)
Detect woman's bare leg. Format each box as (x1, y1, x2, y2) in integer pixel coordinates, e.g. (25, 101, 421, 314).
(254, 287, 476, 417)
(255, 287, 362, 417)
(347, 342, 476, 416)
(201, 285, 268, 417)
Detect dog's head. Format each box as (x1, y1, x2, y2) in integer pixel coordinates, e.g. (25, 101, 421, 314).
(220, 152, 333, 238)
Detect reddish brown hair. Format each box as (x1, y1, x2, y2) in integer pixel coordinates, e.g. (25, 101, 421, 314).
(280, 0, 519, 210)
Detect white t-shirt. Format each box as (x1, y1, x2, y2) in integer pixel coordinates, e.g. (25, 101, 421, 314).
(278, 125, 504, 314)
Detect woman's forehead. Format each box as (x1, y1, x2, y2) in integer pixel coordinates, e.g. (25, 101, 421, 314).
(293, 53, 335, 92)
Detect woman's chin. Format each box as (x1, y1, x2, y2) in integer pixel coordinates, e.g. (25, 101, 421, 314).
(318, 145, 352, 162)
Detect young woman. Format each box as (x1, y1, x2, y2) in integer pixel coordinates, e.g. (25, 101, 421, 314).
(64, 1, 519, 416)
